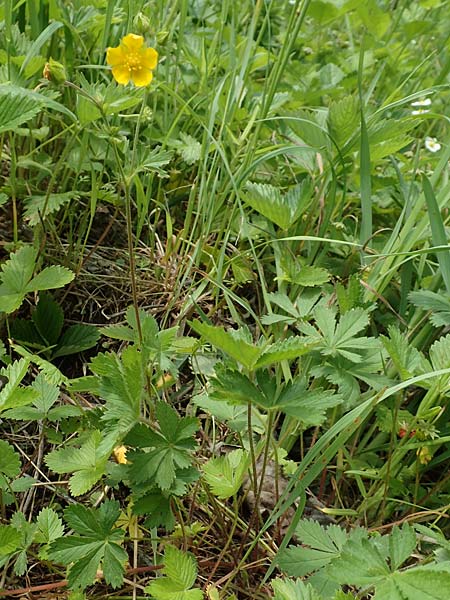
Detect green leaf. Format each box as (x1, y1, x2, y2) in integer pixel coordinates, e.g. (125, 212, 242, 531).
(272, 577, 322, 600)
(90, 346, 145, 447)
(255, 337, 315, 368)
(0, 440, 21, 477)
(25, 265, 74, 293)
(52, 324, 99, 358)
(244, 182, 307, 230)
(35, 507, 65, 544)
(389, 523, 416, 571)
(126, 403, 198, 491)
(0, 525, 22, 557)
(0, 246, 37, 313)
(45, 431, 108, 496)
(203, 449, 249, 499)
(381, 325, 425, 380)
(374, 568, 450, 600)
(145, 545, 203, 600)
(173, 132, 202, 165)
(0, 358, 37, 413)
(423, 175, 450, 295)
(23, 192, 78, 226)
(288, 265, 331, 287)
(0, 246, 74, 314)
(210, 367, 266, 406)
(408, 290, 450, 327)
(328, 95, 359, 149)
(0, 85, 44, 133)
(48, 500, 127, 590)
(276, 381, 342, 426)
(190, 320, 262, 370)
(278, 520, 349, 577)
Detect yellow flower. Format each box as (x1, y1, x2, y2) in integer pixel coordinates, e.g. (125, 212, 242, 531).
(106, 33, 158, 87)
(113, 445, 129, 464)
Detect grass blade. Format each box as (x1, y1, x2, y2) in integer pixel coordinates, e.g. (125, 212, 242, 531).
(20, 20, 63, 74)
(423, 174, 450, 294)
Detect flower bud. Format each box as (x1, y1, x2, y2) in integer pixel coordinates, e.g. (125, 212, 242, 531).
(43, 58, 67, 84)
(133, 11, 151, 34)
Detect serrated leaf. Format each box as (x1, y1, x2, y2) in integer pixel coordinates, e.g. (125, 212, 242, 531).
(289, 265, 331, 287)
(23, 192, 78, 226)
(45, 431, 108, 496)
(328, 95, 360, 149)
(90, 346, 145, 449)
(375, 568, 450, 600)
(0, 357, 37, 413)
(146, 545, 203, 599)
(52, 324, 99, 358)
(0, 525, 22, 557)
(48, 500, 127, 590)
(255, 337, 315, 368)
(210, 367, 266, 406)
(203, 449, 249, 499)
(244, 182, 306, 229)
(35, 508, 64, 546)
(174, 132, 202, 165)
(327, 535, 391, 586)
(272, 577, 322, 600)
(389, 523, 416, 571)
(0, 440, 21, 477)
(381, 325, 425, 380)
(0, 85, 44, 133)
(126, 403, 198, 491)
(278, 520, 349, 577)
(409, 290, 450, 327)
(25, 265, 74, 292)
(278, 384, 342, 425)
(190, 320, 261, 370)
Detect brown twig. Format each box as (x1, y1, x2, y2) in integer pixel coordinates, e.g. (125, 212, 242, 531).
(0, 565, 163, 597)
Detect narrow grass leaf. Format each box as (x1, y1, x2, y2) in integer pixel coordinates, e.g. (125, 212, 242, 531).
(422, 174, 450, 294)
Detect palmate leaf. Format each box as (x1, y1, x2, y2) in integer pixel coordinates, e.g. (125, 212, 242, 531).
(145, 545, 203, 600)
(278, 520, 350, 577)
(126, 402, 198, 491)
(0, 245, 74, 314)
(45, 431, 108, 496)
(48, 500, 127, 590)
(202, 449, 249, 499)
(190, 320, 262, 370)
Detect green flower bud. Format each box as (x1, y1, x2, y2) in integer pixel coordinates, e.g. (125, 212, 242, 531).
(133, 11, 151, 34)
(43, 58, 67, 84)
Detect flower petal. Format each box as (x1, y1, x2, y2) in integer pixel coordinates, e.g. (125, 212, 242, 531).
(140, 47, 158, 70)
(112, 65, 131, 85)
(106, 45, 126, 66)
(122, 33, 144, 52)
(131, 68, 153, 87)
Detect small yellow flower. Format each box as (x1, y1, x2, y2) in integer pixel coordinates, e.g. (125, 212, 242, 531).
(113, 445, 129, 464)
(106, 33, 158, 87)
